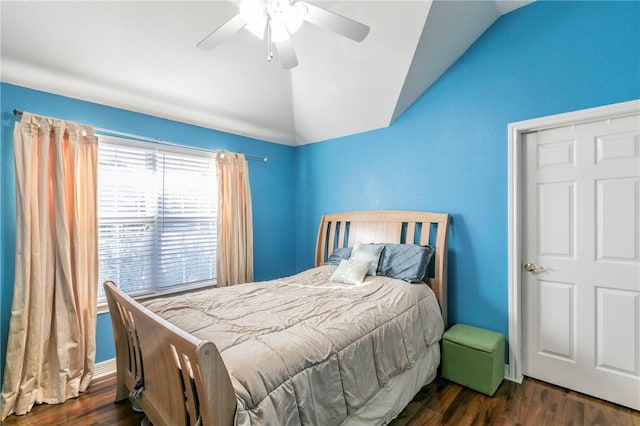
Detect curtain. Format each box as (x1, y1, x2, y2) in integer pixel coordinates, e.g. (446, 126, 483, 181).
(216, 151, 254, 286)
(1, 113, 98, 419)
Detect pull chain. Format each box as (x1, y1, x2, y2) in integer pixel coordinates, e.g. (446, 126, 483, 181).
(266, 15, 273, 62)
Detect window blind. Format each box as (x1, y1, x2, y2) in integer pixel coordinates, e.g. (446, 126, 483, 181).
(97, 136, 217, 302)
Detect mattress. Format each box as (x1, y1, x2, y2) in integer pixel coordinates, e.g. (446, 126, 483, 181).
(143, 265, 444, 425)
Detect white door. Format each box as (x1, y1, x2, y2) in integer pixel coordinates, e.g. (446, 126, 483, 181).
(522, 112, 640, 410)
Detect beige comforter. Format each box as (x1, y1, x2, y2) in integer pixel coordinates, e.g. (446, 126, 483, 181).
(143, 265, 444, 425)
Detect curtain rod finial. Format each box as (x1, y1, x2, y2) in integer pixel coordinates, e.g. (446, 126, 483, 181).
(13, 109, 23, 116)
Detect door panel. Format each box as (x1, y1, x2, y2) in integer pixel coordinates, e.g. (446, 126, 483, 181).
(595, 287, 639, 376)
(537, 279, 576, 361)
(522, 112, 640, 410)
(538, 182, 575, 257)
(596, 178, 639, 261)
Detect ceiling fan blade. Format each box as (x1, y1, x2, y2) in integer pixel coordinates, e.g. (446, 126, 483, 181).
(275, 38, 299, 69)
(197, 13, 247, 51)
(299, 1, 370, 42)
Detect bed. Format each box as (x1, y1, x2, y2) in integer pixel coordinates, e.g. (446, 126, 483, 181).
(104, 210, 449, 426)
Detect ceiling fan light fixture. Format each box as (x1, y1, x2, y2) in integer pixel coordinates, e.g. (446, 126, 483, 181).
(240, 0, 267, 38)
(269, 20, 292, 43)
(277, 2, 307, 34)
(240, 0, 306, 41)
(197, 0, 370, 69)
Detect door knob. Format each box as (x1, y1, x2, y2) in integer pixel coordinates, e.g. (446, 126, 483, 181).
(524, 262, 544, 272)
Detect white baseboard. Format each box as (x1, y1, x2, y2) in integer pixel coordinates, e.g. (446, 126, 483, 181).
(94, 358, 116, 379)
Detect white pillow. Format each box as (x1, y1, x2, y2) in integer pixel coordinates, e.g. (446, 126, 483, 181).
(330, 259, 371, 285)
(350, 243, 384, 276)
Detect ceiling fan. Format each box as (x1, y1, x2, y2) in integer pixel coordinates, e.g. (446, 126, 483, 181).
(197, 0, 370, 69)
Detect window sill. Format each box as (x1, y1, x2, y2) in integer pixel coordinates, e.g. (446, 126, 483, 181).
(97, 281, 217, 315)
(97, 303, 110, 315)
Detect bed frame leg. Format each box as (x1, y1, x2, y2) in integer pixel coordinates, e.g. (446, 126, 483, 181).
(113, 366, 130, 402)
(114, 381, 129, 402)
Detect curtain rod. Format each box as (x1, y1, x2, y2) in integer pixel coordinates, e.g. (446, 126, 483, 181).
(12, 109, 268, 163)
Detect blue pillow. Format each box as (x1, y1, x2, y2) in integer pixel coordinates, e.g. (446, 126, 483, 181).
(377, 244, 435, 283)
(325, 247, 352, 265)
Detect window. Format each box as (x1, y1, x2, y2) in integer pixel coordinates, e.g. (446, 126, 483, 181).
(97, 136, 217, 303)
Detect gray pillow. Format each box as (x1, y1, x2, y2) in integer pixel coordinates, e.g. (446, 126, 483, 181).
(350, 243, 385, 276)
(325, 247, 352, 265)
(377, 244, 435, 283)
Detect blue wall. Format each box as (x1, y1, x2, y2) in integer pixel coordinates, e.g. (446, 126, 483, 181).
(295, 1, 640, 343)
(0, 83, 297, 382)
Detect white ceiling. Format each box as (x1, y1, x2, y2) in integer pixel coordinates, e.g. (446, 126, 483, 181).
(1, 1, 531, 146)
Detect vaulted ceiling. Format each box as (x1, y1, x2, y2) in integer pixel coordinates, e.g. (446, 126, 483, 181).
(1, 1, 531, 145)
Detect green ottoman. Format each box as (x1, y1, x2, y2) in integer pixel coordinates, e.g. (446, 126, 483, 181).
(442, 324, 504, 396)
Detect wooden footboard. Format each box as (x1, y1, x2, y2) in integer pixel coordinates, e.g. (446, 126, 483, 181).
(104, 281, 236, 426)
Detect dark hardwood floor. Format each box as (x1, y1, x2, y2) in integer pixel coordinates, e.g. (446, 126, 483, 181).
(2, 374, 638, 426)
(391, 377, 639, 426)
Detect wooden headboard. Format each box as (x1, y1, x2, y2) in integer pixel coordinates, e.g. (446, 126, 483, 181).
(315, 210, 450, 325)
